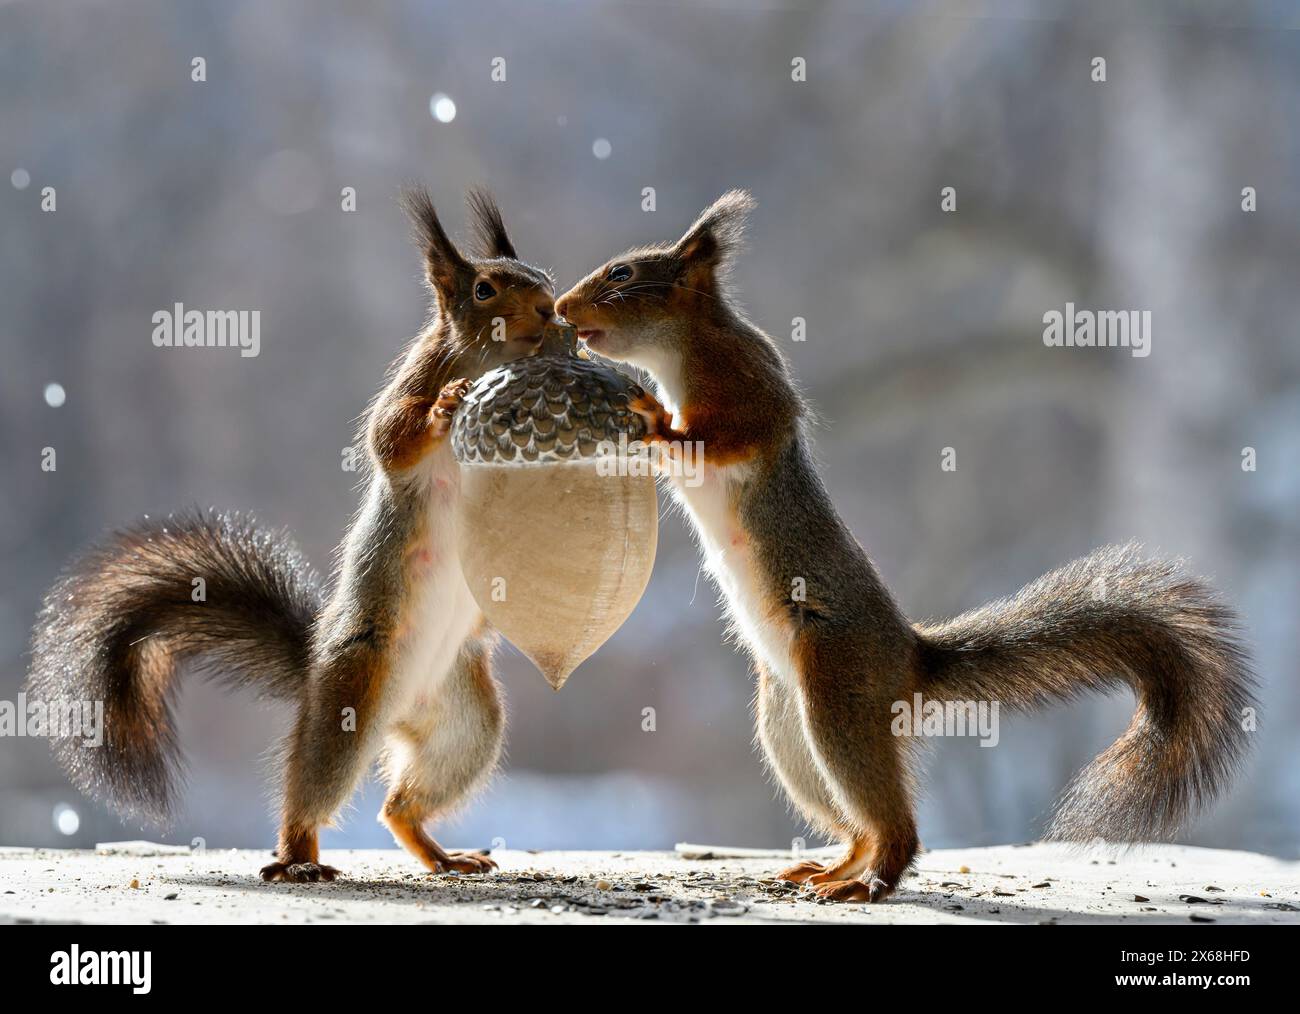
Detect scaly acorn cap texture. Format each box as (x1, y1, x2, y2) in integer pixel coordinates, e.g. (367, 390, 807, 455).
(451, 325, 649, 465)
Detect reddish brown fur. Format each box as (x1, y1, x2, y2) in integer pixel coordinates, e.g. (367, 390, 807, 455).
(29, 188, 552, 886)
(380, 790, 497, 875)
(557, 190, 1256, 903)
(261, 190, 551, 882)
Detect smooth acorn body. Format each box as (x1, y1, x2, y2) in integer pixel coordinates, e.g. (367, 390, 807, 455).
(450, 326, 658, 688)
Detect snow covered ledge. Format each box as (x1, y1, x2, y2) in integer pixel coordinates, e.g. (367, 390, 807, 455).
(2, 842, 1297, 925)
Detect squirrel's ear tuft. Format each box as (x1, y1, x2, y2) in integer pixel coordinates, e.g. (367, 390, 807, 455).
(400, 184, 470, 297)
(674, 189, 755, 272)
(465, 187, 518, 260)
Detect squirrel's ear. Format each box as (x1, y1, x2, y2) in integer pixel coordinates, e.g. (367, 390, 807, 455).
(465, 187, 519, 260)
(400, 185, 471, 298)
(673, 189, 755, 275)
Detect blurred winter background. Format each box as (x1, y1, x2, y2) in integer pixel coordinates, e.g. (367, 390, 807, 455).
(2, 0, 1298, 857)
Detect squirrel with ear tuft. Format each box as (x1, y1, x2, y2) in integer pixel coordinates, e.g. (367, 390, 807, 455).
(29, 187, 556, 883)
(556, 191, 1256, 902)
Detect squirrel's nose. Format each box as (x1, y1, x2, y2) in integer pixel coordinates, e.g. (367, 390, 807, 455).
(536, 304, 554, 323)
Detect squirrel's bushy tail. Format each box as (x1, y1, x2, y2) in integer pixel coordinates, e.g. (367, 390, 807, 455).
(27, 509, 322, 825)
(914, 544, 1255, 843)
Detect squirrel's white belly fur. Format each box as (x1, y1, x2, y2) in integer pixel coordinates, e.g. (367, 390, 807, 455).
(644, 364, 797, 687)
(669, 463, 796, 687)
(390, 444, 480, 713)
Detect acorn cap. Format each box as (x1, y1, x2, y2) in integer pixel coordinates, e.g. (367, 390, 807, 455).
(451, 325, 648, 465)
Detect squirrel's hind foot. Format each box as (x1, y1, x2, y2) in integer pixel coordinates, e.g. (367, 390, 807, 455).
(810, 877, 895, 903)
(775, 860, 828, 884)
(430, 850, 498, 875)
(259, 861, 341, 883)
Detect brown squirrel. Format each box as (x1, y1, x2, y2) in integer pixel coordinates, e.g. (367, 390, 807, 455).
(27, 187, 556, 882)
(556, 191, 1256, 902)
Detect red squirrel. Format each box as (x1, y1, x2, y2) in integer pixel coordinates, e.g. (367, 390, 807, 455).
(556, 191, 1255, 902)
(28, 187, 556, 882)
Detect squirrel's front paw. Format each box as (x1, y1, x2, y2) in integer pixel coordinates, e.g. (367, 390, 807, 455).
(629, 391, 683, 446)
(430, 377, 472, 439)
(259, 860, 341, 883)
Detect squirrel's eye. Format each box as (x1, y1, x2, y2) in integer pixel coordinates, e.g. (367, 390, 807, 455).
(607, 264, 633, 283)
(474, 280, 497, 301)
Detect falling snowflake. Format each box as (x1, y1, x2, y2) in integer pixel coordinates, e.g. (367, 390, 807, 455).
(430, 92, 457, 123)
(54, 803, 80, 835)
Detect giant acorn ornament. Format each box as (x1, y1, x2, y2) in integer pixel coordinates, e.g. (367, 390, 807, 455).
(450, 324, 658, 689)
